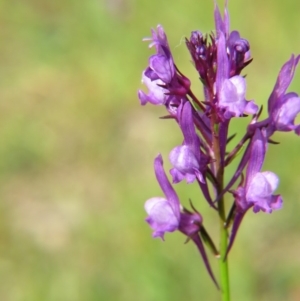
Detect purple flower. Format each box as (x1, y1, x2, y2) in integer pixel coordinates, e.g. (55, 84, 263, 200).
(267, 55, 300, 136)
(145, 155, 181, 240)
(146, 154, 204, 240)
(169, 101, 205, 183)
(246, 171, 282, 213)
(144, 154, 206, 241)
(226, 129, 282, 256)
(235, 129, 282, 213)
(145, 197, 179, 238)
(144, 154, 218, 286)
(138, 26, 175, 106)
(138, 25, 191, 116)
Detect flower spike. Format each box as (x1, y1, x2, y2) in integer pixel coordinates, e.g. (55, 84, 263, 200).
(139, 2, 298, 294)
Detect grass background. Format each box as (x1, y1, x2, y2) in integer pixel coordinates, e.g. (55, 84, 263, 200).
(0, 0, 300, 300)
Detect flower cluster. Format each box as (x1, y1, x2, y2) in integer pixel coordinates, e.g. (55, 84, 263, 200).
(138, 1, 300, 285)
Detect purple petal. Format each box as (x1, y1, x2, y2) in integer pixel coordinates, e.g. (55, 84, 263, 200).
(144, 67, 159, 81)
(219, 76, 247, 116)
(273, 96, 300, 131)
(149, 54, 174, 83)
(234, 186, 248, 212)
(214, 1, 227, 37)
(223, 0, 230, 37)
(138, 72, 168, 105)
(245, 129, 266, 185)
(216, 32, 229, 94)
(244, 50, 251, 62)
(169, 145, 199, 184)
(244, 100, 258, 115)
(246, 171, 282, 213)
(179, 211, 202, 236)
(214, 3, 224, 34)
(270, 195, 283, 210)
(149, 25, 170, 54)
(268, 55, 300, 113)
(145, 197, 180, 239)
(179, 101, 201, 159)
(260, 172, 280, 192)
(247, 172, 279, 201)
(169, 168, 185, 184)
(228, 31, 240, 48)
(154, 155, 181, 219)
(252, 194, 283, 213)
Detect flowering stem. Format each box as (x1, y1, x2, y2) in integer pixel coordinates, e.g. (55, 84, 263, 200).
(218, 198, 230, 301)
(211, 120, 230, 301)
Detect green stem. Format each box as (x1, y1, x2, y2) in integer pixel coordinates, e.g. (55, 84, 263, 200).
(211, 116, 230, 301)
(218, 198, 230, 301)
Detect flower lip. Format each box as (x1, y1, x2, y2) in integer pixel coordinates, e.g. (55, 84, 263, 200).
(145, 197, 180, 239)
(138, 71, 168, 106)
(218, 75, 258, 118)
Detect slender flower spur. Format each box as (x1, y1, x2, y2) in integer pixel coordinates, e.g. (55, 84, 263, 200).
(138, 1, 299, 300)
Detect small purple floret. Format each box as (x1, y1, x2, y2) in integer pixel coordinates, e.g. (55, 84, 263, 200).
(144, 155, 218, 286)
(144, 155, 181, 240)
(226, 129, 283, 256)
(266, 55, 300, 136)
(235, 129, 282, 213)
(169, 102, 205, 183)
(138, 25, 191, 117)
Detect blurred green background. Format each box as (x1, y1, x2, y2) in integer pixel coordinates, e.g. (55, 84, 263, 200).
(0, 0, 300, 300)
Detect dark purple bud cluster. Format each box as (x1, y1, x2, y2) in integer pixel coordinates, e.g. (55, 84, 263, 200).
(186, 31, 218, 88)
